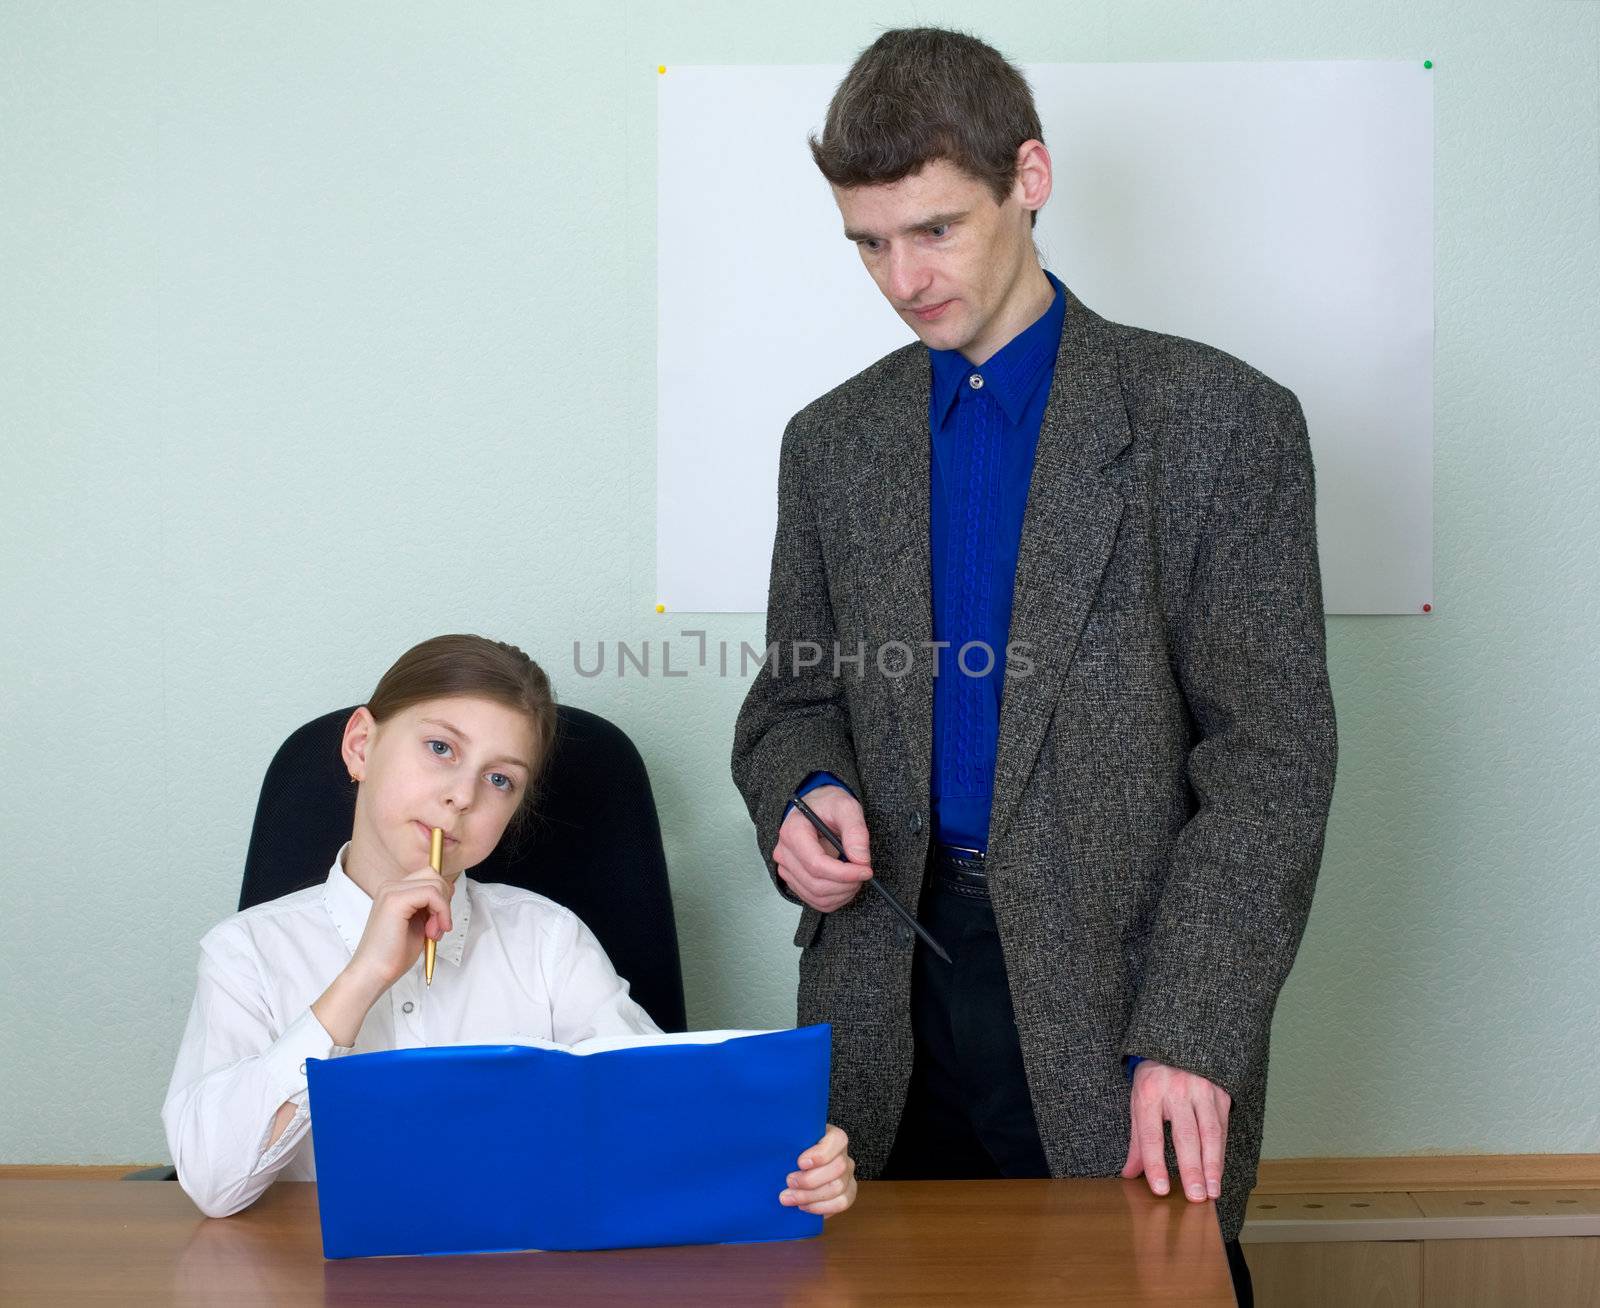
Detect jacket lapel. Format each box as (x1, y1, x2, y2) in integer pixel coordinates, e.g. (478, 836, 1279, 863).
(848, 347, 935, 805)
(987, 287, 1132, 854)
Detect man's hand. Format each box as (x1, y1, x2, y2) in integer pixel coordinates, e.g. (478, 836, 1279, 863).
(774, 785, 873, 912)
(1120, 1058, 1231, 1203)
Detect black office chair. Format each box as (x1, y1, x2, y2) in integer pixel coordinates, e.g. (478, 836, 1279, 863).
(130, 702, 687, 1180)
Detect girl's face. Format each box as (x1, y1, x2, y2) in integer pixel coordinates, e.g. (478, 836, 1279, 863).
(341, 694, 537, 881)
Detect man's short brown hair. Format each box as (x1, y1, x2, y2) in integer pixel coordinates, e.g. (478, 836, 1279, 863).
(809, 27, 1044, 228)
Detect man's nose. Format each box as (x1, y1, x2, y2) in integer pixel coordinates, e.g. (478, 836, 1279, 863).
(885, 246, 929, 305)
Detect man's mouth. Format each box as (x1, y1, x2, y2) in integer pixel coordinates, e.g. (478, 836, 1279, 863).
(910, 300, 952, 321)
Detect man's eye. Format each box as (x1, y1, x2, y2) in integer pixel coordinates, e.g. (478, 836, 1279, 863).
(928, 225, 949, 239)
(427, 739, 453, 758)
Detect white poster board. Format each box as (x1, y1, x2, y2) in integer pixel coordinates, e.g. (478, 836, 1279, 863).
(657, 61, 1434, 615)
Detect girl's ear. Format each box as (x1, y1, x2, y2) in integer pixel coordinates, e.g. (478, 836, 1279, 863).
(341, 706, 377, 781)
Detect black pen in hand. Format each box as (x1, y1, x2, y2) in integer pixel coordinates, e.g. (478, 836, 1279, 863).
(788, 791, 953, 965)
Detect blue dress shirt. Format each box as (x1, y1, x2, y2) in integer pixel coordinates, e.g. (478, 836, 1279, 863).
(925, 268, 1066, 852)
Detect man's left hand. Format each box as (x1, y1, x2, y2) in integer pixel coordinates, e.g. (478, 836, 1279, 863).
(1120, 1058, 1231, 1203)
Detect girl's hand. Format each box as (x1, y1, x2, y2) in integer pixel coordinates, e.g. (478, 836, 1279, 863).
(346, 865, 454, 994)
(779, 1123, 857, 1217)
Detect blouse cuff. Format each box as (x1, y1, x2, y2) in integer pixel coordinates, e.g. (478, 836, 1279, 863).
(249, 1008, 356, 1174)
(267, 1006, 349, 1103)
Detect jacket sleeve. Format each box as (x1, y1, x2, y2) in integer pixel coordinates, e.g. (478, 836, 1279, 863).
(730, 414, 864, 905)
(1120, 380, 1338, 1100)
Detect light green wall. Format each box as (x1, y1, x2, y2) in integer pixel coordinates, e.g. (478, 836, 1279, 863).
(2, 1, 1596, 1165)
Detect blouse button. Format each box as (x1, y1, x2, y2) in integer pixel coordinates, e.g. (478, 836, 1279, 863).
(402, 1001, 415, 1014)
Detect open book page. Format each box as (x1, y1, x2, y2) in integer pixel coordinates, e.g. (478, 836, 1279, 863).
(566, 1029, 779, 1055)
(429, 1029, 780, 1056)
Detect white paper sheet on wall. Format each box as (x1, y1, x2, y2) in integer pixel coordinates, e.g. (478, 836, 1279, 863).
(657, 60, 1434, 615)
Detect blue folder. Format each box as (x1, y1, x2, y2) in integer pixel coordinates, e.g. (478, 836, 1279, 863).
(305, 1024, 831, 1259)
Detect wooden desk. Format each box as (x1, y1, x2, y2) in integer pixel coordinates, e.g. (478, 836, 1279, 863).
(0, 1177, 1235, 1305)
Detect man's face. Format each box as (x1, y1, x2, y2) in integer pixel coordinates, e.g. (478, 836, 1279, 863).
(832, 154, 1040, 363)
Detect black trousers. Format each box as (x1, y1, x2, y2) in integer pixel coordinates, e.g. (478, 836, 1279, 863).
(880, 869, 1254, 1308)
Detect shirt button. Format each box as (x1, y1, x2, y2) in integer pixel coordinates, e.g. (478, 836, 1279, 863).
(968, 373, 984, 389)
(402, 1001, 415, 1014)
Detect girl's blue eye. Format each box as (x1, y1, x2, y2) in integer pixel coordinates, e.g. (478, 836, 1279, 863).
(489, 772, 515, 793)
(427, 739, 453, 758)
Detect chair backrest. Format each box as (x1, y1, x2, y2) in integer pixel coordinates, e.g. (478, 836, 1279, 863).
(238, 703, 687, 1032)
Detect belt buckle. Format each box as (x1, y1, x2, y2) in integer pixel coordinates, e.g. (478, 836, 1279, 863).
(932, 844, 988, 898)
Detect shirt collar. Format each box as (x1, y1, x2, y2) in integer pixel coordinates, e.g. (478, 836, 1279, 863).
(322, 840, 471, 970)
(929, 268, 1067, 430)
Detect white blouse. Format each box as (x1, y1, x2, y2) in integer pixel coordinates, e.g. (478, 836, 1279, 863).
(162, 842, 659, 1217)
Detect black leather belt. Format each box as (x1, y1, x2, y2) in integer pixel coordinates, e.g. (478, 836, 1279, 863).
(929, 843, 988, 899)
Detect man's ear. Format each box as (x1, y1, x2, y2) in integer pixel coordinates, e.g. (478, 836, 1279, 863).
(341, 706, 377, 781)
(1013, 138, 1052, 217)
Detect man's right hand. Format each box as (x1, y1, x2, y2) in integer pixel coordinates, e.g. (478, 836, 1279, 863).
(774, 785, 874, 912)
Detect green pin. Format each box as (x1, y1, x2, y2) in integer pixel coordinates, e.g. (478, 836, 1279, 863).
(1423, 60, 1433, 69)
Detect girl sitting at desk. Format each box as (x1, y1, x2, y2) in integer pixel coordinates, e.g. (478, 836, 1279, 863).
(163, 633, 858, 1221)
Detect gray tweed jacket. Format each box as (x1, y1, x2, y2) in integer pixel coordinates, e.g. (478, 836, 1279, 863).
(729, 280, 1337, 1244)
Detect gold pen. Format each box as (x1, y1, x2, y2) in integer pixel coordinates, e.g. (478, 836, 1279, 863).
(425, 826, 444, 986)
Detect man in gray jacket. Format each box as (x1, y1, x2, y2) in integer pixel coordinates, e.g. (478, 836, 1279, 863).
(730, 28, 1336, 1302)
